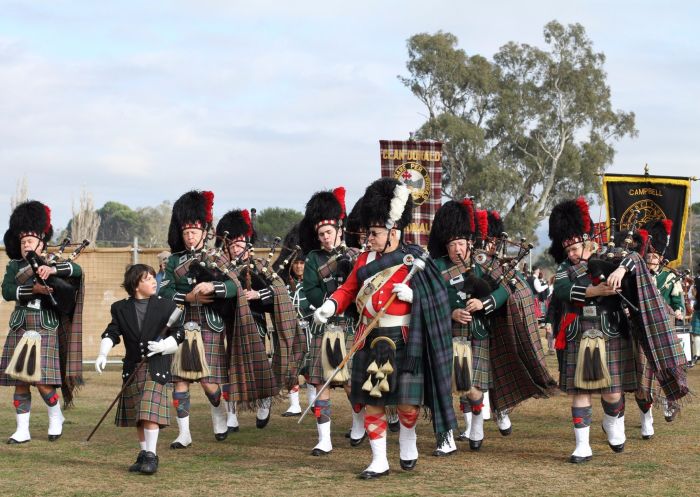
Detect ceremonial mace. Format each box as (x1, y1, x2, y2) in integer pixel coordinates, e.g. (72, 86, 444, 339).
(86, 306, 183, 442)
(298, 253, 428, 423)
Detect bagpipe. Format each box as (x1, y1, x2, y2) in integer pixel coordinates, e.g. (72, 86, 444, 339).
(585, 214, 643, 314)
(469, 232, 535, 296)
(24, 238, 90, 316)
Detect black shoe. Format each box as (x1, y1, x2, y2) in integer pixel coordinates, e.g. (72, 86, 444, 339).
(256, 411, 271, 429)
(281, 410, 301, 417)
(499, 426, 512, 436)
(48, 434, 62, 442)
(344, 429, 351, 439)
(358, 469, 389, 480)
(469, 439, 482, 451)
(350, 432, 367, 447)
(6, 437, 29, 445)
(569, 455, 592, 464)
(400, 459, 417, 471)
(139, 452, 159, 475)
(227, 425, 240, 433)
(642, 434, 653, 440)
(214, 432, 228, 441)
(608, 442, 625, 453)
(388, 420, 400, 433)
(310, 447, 331, 456)
(170, 441, 190, 449)
(129, 450, 146, 472)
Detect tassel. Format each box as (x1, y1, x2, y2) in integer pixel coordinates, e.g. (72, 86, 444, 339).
(181, 339, 193, 371)
(379, 377, 390, 393)
(362, 376, 373, 392)
(331, 335, 344, 367)
(374, 370, 385, 380)
(582, 347, 594, 382)
(380, 360, 394, 375)
(190, 339, 203, 372)
(366, 361, 379, 374)
(591, 346, 603, 380)
(370, 382, 382, 398)
(26, 344, 37, 377)
(14, 343, 28, 374)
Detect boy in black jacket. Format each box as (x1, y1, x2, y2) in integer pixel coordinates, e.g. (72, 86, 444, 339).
(95, 264, 184, 475)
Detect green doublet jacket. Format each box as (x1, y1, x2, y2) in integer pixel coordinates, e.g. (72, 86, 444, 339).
(653, 269, 684, 312)
(2, 258, 82, 331)
(158, 250, 237, 332)
(434, 256, 508, 339)
(302, 249, 356, 334)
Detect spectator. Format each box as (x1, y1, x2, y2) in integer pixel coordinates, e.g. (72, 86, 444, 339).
(155, 251, 170, 290)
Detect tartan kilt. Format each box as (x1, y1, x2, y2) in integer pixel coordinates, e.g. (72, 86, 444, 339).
(691, 310, 700, 336)
(560, 333, 637, 395)
(305, 319, 354, 386)
(115, 363, 170, 428)
(0, 311, 61, 387)
(470, 337, 491, 391)
(350, 326, 423, 407)
(172, 306, 227, 385)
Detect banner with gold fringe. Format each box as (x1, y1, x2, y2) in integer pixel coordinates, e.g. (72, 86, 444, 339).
(602, 173, 691, 266)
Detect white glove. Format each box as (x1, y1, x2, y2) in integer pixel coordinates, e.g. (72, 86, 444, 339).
(392, 283, 413, 303)
(147, 336, 179, 357)
(95, 337, 114, 374)
(313, 300, 337, 325)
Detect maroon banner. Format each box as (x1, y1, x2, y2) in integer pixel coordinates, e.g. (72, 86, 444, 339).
(380, 140, 443, 247)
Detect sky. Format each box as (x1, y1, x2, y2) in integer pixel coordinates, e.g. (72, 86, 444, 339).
(1, 0, 698, 236)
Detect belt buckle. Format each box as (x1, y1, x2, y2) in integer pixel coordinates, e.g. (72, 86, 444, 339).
(583, 306, 597, 318)
(27, 299, 41, 310)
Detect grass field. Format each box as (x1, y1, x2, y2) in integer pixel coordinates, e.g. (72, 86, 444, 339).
(0, 352, 698, 497)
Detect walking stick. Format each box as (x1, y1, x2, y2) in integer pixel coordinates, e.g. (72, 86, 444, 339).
(86, 306, 183, 442)
(298, 253, 427, 423)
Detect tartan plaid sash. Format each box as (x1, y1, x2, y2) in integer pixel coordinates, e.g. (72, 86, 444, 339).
(489, 272, 557, 411)
(630, 253, 688, 401)
(318, 247, 361, 280)
(225, 274, 280, 403)
(401, 245, 457, 443)
(256, 259, 305, 391)
(58, 274, 84, 407)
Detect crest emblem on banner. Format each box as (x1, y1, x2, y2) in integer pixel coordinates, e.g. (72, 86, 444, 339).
(394, 162, 431, 206)
(619, 199, 666, 231)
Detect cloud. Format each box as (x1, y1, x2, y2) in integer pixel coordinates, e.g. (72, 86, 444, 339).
(0, 1, 698, 235)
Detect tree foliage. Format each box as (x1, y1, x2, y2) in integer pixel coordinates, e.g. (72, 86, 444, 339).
(254, 207, 303, 246)
(400, 21, 637, 240)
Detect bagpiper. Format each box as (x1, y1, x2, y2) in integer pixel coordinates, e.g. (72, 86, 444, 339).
(159, 190, 237, 447)
(274, 223, 313, 417)
(1, 201, 83, 444)
(300, 187, 366, 455)
(549, 197, 688, 463)
(95, 264, 184, 474)
(314, 178, 456, 478)
(215, 209, 300, 431)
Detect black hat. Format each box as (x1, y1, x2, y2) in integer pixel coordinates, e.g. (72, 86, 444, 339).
(215, 209, 256, 246)
(547, 197, 592, 264)
(4, 201, 53, 260)
(345, 195, 365, 249)
(167, 190, 214, 252)
(487, 210, 504, 239)
(273, 222, 305, 282)
(644, 219, 672, 256)
(299, 187, 346, 254)
(427, 199, 475, 259)
(360, 178, 413, 231)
